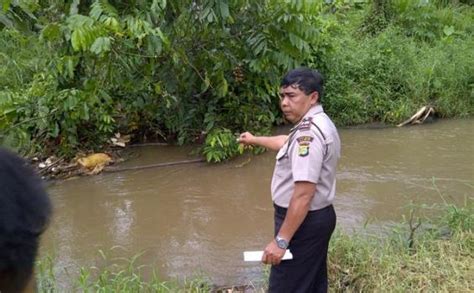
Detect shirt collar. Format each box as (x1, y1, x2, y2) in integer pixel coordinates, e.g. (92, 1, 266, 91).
(303, 104, 324, 119)
(290, 104, 324, 132)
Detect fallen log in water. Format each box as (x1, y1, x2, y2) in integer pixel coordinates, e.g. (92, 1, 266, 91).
(397, 106, 435, 127)
(103, 158, 205, 173)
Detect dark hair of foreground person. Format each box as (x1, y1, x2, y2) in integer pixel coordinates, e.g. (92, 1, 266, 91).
(0, 148, 52, 293)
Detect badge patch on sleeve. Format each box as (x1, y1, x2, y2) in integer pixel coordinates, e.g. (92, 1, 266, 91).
(298, 144, 309, 156)
(296, 136, 314, 144)
(296, 136, 312, 157)
(296, 135, 313, 157)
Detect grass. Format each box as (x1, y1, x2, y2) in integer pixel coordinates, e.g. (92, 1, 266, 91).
(36, 251, 213, 292)
(322, 2, 474, 126)
(328, 201, 473, 292)
(36, 202, 473, 292)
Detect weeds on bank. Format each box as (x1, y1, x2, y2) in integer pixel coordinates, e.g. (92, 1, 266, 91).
(36, 250, 212, 292)
(328, 201, 473, 292)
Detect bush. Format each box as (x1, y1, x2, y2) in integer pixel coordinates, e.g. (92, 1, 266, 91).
(1, 0, 327, 161)
(1, 0, 473, 160)
(319, 2, 474, 125)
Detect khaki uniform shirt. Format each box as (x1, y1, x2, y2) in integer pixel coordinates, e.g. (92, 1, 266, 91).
(271, 104, 341, 211)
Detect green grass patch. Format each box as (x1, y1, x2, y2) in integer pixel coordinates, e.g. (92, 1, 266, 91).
(328, 202, 473, 291)
(36, 252, 213, 292)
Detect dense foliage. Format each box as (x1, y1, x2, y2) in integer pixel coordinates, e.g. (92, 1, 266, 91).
(1, 0, 473, 161)
(323, 0, 474, 125)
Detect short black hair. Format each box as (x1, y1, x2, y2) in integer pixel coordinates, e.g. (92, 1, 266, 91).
(280, 67, 324, 102)
(0, 148, 52, 293)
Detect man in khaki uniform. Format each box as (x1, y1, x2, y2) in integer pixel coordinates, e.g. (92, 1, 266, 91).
(239, 68, 340, 292)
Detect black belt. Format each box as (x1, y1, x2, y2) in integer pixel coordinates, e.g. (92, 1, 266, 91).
(273, 203, 333, 215)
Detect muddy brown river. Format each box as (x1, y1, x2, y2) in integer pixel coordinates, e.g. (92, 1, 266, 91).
(42, 119, 473, 289)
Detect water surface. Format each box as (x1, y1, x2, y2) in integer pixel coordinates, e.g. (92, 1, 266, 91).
(42, 119, 474, 288)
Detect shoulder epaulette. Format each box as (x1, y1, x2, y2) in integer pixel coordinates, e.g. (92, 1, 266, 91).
(296, 117, 326, 140)
(297, 117, 313, 132)
(281, 117, 327, 158)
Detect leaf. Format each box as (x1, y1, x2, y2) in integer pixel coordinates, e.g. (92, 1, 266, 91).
(201, 73, 211, 92)
(70, 0, 79, 15)
(69, 17, 105, 52)
(83, 103, 90, 121)
(41, 23, 61, 41)
(217, 76, 228, 97)
(443, 26, 454, 37)
(238, 143, 244, 154)
(145, 34, 160, 55)
(66, 57, 76, 79)
(71, 28, 83, 51)
(1, 107, 16, 116)
(151, 0, 167, 13)
(0, 11, 13, 27)
(51, 122, 60, 138)
(65, 95, 78, 110)
(155, 28, 169, 47)
(154, 83, 162, 94)
(90, 36, 111, 54)
(103, 17, 120, 31)
(207, 10, 215, 23)
(2, 0, 12, 12)
(219, 1, 230, 19)
(90, 0, 118, 20)
(67, 14, 94, 30)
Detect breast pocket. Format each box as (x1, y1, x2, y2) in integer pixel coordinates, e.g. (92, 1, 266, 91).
(276, 147, 286, 161)
(274, 148, 290, 178)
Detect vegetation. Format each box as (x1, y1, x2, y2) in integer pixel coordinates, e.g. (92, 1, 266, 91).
(328, 202, 473, 291)
(1, 0, 473, 161)
(323, 0, 474, 125)
(36, 202, 473, 291)
(36, 254, 213, 292)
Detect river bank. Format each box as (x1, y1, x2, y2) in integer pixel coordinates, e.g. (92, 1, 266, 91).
(33, 114, 442, 181)
(36, 202, 473, 292)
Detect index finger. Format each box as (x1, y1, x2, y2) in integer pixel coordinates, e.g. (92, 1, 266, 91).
(261, 251, 269, 264)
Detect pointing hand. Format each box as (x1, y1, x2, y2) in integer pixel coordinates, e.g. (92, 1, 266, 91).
(237, 132, 255, 146)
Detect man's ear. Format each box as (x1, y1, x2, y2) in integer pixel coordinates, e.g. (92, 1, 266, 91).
(310, 91, 319, 105)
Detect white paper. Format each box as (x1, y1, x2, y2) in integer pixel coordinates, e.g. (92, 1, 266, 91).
(243, 250, 293, 262)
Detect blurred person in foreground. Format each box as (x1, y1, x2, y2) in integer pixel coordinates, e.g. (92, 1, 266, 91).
(0, 148, 52, 293)
(238, 68, 340, 292)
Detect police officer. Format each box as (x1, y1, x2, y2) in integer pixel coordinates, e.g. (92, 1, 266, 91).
(238, 68, 340, 292)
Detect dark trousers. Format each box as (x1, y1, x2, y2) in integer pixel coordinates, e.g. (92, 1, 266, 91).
(269, 204, 336, 293)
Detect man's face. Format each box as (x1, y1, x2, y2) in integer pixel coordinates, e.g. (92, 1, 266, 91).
(279, 85, 318, 124)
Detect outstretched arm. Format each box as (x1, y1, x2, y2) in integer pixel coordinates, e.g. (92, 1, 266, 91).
(238, 132, 287, 151)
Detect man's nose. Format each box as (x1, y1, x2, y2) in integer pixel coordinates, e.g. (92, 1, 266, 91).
(280, 96, 288, 106)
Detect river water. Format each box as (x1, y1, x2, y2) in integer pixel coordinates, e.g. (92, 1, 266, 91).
(42, 119, 473, 289)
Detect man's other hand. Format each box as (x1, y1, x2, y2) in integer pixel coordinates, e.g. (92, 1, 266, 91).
(262, 240, 285, 266)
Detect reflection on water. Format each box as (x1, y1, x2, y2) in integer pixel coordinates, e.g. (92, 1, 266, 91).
(42, 119, 474, 289)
